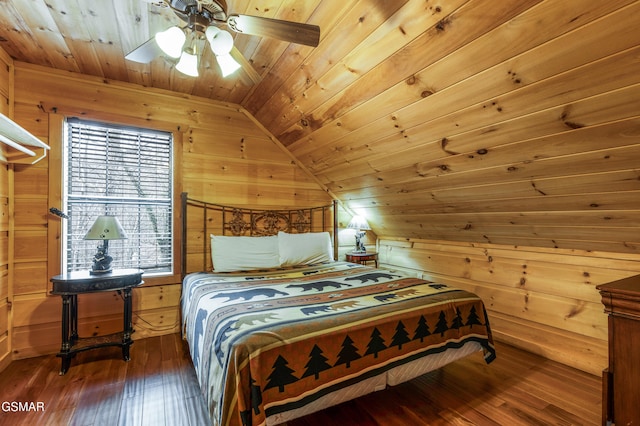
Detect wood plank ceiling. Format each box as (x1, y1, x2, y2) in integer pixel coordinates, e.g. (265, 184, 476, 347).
(1, 0, 640, 254)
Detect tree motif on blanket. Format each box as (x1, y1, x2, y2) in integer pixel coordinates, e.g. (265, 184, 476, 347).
(450, 308, 465, 330)
(364, 327, 387, 358)
(335, 335, 362, 368)
(302, 344, 332, 379)
(466, 306, 483, 328)
(413, 315, 431, 342)
(264, 355, 298, 392)
(434, 311, 449, 337)
(391, 321, 411, 350)
(262, 308, 486, 393)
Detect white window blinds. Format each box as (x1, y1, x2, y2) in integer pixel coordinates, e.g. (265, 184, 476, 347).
(64, 118, 173, 274)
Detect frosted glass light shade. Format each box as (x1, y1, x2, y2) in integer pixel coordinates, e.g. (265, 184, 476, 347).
(176, 51, 199, 77)
(206, 26, 234, 55)
(155, 26, 186, 59)
(215, 53, 241, 77)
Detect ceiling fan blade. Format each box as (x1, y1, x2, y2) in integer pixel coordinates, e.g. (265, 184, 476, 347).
(227, 14, 320, 47)
(125, 37, 163, 63)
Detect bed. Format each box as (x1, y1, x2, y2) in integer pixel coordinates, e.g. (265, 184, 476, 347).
(180, 193, 496, 426)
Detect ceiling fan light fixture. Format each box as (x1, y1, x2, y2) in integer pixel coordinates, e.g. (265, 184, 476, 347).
(206, 26, 234, 55)
(176, 50, 199, 77)
(155, 26, 186, 59)
(215, 53, 241, 77)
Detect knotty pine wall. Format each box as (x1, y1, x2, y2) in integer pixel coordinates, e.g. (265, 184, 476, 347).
(378, 239, 640, 375)
(8, 62, 333, 360)
(0, 47, 12, 371)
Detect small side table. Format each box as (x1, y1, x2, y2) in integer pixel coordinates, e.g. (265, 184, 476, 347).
(50, 268, 144, 375)
(346, 252, 378, 268)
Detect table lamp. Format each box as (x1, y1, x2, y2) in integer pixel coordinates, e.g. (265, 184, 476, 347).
(347, 215, 371, 253)
(84, 215, 128, 274)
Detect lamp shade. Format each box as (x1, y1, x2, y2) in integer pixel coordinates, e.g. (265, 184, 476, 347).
(155, 26, 186, 59)
(84, 215, 128, 241)
(176, 50, 199, 77)
(206, 26, 234, 55)
(347, 215, 371, 231)
(215, 53, 241, 77)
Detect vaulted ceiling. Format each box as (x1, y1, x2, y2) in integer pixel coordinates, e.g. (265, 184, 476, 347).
(2, 0, 640, 254)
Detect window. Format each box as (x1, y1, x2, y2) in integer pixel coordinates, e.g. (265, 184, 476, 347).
(63, 118, 173, 275)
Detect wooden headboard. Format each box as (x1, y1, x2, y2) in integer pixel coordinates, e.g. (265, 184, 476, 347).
(180, 192, 338, 277)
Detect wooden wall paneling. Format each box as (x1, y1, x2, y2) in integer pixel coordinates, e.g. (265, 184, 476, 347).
(132, 306, 181, 339)
(14, 64, 249, 130)
(240, 0, 359, 110)
(377, 237, 640, 375)
(184, 129, 288, 162)
(289, 0, 640, 161)
(0, 57, 9, 106)
(182, 176, 327, 207)
(182, 154, 319, 194)
(488, 310, 608, 375)
(11, 294, 58, 328)
(10, 321, 59, 359)
(133, 285, 181, 312)
(2, 0, 79, 72)
(280, 0, 544, 146)
(13, 262, 47, 295)
(249, 0, 407, 127)
(10, 64, 330, 357)
(324, 105, 640, 190)
(429, 169, 640, 205)
(0, 47, 12, 371)
(263, 0, 458, 139)
(323, 84, 640, 179)
(47, 114, 63, 283)
(325, 105, 640, 195)
(379, 243, 607, 339)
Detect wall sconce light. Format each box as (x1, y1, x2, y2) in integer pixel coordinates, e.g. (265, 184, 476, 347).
(347, 215, 371, 253)
(84, 215, 128, 274)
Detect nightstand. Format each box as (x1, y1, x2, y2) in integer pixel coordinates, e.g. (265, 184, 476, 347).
(346, 252, 378, 268)
(50, 268, 144, 375)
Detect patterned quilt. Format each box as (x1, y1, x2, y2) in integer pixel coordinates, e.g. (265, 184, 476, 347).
(182, 261, 495, 426)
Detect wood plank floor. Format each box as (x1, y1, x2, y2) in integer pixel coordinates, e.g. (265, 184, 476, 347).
(0, 334, 601, 425)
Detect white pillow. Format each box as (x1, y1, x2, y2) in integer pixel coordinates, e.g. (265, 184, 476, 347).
(210, 235, 280, 272)
(278, 231, 334, 266)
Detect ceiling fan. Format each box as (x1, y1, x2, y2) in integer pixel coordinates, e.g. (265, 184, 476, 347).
(125, 0, 321, 84)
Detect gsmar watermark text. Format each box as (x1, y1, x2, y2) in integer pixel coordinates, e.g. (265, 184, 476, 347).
(2, 401, 45, 412)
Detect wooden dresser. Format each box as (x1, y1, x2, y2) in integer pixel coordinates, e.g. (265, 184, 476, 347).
(597, 275, 640, 426)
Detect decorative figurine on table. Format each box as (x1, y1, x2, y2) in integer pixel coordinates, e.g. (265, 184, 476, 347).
(347, 214, 371, 253)
(84, 215, 128, 275)
(354, 231, 367, 253)
(91, 244, 114, 274)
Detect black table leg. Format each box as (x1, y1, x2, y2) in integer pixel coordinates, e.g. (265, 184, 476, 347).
(70, 294, 78, 344)
(58, 294, 72, 375)
(121, 288, 134, 361)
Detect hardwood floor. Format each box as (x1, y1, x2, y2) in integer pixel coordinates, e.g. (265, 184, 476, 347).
(0, 334, 601, 425)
